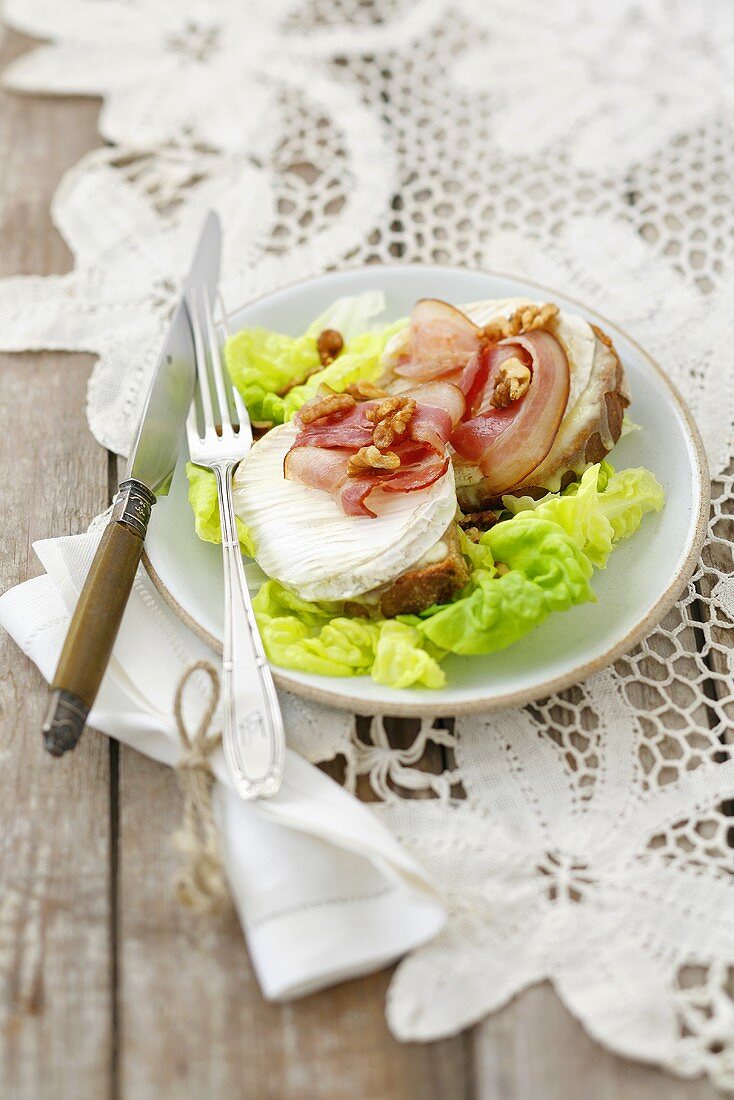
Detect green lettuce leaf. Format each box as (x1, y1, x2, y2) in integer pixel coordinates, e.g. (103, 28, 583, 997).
(223, 292, 406, 426)
(252, 579, 444, 686)
(593, 465, 666, 542)
(372, 621, 446, 689)
(307, 290, 390, 341)
(223, 328, 319, 425)
(418, 518, 595, 655)
(503, 462, 665, 569)
(253, 579, 372, 677)
(456, 525, 496, 573)
(279, 324, 405, 416)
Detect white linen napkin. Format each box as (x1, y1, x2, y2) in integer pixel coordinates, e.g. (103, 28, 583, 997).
(0, 530, 446, 1001)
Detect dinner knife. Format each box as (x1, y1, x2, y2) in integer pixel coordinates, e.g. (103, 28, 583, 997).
(42, 215, 220, 756)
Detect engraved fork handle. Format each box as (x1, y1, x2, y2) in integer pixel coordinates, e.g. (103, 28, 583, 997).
(213, 461, 285, 799)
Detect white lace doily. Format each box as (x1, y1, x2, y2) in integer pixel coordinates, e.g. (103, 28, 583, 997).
(3, 0, 734, 1088)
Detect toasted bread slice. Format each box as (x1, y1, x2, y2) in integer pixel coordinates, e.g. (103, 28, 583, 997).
(452, 322, 630, 510)
(344, 523, 469, 618)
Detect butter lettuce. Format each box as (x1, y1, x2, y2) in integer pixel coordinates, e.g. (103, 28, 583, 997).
(223, 329, 319, 425)
(503, 463, 665, 569)
(416, 462, 664, 657)
(372, 621, 446, 689)
(223, 292, 406, 425)
(417, 518, 595, 655)
(186, 458, 665, 687)
(457, 525, 495, 572)
(253, 580, 444, 686)
(590, 465, 666, 542)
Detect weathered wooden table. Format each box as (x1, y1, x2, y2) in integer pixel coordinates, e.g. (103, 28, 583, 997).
(0, 27, 724, 1100)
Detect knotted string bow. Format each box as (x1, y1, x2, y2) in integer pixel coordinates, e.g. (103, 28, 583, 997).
(172, 660, 229, 913)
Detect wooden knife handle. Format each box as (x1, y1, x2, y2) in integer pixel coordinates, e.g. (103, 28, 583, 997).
(42, 479, 155, 756)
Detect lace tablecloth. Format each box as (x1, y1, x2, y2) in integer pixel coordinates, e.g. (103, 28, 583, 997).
(2, 0, 733, 1088)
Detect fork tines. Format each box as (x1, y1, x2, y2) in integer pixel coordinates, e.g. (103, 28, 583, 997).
(186, 289, 251, 456)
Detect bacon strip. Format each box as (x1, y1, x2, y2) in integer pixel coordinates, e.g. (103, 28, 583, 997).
(378, 453, 449, 494)
(337, 453, 451, 516)
(394, 299, 481, 379)
(465, 345, 525, 418)
(284, 381, 464, 517)
(283, 299, 571, 510)
(402, 380, 466, 426)
(451, 330, 570, 494)
(457, 350, 485, 398)
(283, 445, 351, 494)
(291, 402, 374, 451)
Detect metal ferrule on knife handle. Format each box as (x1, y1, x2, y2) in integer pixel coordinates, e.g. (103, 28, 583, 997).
(42, 479, 156, 756)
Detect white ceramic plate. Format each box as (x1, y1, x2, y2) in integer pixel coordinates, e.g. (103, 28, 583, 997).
(144, 264, 709, 716)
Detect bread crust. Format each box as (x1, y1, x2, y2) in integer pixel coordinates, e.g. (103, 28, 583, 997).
(344, 524, 469, 618)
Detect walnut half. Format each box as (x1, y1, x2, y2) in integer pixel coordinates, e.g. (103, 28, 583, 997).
(299, 391, 356, 424)
(459, 508, 499, 532)
(345, 379, 388, 401)
(316, 328, 344, 366)
(482, 302, 559, 343)
(490, 357, 532, 409)
(347, 445, 401, 477)
(366, 395, 417, 448)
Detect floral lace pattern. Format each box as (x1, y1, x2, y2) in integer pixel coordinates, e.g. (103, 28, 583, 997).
(2, 0, 733, 1088)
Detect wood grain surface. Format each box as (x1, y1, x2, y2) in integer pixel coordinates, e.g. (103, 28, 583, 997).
(0, 25, 726, 1100)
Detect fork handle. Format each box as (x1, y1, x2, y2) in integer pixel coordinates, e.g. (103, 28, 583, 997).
(213, 462, 285, 799)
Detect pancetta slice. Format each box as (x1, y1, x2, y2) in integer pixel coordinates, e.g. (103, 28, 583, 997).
(450, 330, 570, 494)
(394, 299, 481, 380)
(284, 381, 463, 516)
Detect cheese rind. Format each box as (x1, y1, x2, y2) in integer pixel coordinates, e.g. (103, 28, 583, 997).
(233, 422, 457, 602)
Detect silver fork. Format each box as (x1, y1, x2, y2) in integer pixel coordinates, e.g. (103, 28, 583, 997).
(185, 287, 285, 800)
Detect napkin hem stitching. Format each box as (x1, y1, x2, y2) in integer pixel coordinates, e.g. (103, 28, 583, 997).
(249, 883, 397, 928)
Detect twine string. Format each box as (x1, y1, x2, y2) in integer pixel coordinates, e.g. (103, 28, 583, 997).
(172, 660, 229, 913)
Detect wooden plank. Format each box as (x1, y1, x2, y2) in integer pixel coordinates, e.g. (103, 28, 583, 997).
(0, 28, 113, 1100)
(115, 524, 467, 1100)
(116, 748, 468, 1100)
(471, 981, 722, 1100)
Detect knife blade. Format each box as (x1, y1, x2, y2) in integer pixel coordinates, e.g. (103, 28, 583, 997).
(126, 211, 221, 497)
(42, 213, 221, 756)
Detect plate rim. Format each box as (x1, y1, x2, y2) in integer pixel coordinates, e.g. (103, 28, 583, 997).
(143, 262, 711, 716)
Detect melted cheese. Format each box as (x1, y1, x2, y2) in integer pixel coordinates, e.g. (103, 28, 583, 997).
(233, 422, 457, 602)
(415, 539, 449, 566)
